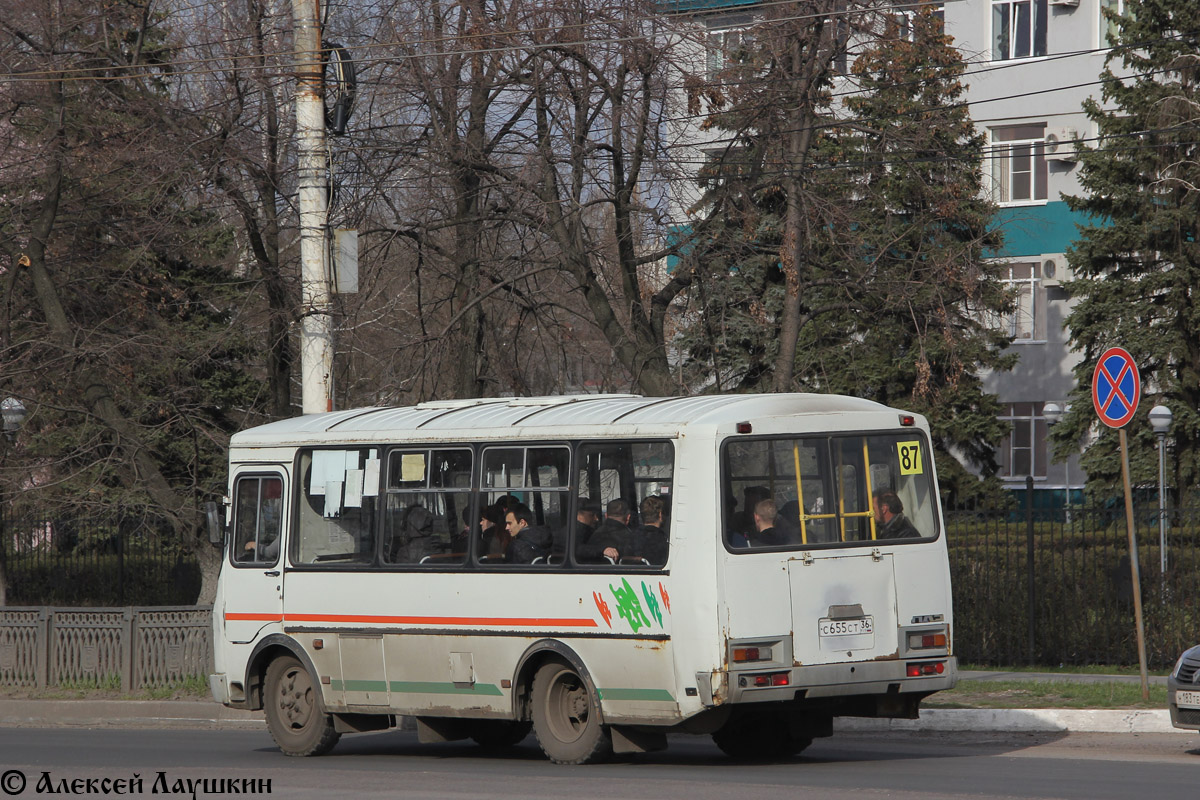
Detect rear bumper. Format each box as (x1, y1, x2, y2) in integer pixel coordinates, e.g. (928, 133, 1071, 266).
(725, 656, 957, 706)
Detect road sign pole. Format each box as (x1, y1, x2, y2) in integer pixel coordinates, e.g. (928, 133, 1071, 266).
(1118, 427, 1150, 701)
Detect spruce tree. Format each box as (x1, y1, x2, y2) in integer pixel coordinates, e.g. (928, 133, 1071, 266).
(681, 8, 1013, 494)
(1055, 0, 1200, 495)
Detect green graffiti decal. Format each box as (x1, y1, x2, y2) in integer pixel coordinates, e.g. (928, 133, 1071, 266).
(641, 581, 663, 627)
(610, 577, 652, 632)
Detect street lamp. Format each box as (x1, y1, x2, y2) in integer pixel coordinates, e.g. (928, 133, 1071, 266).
(1042, 402, 1068, 517)
(1149, 404, 1173, 581)
(1, 397, 26, 442)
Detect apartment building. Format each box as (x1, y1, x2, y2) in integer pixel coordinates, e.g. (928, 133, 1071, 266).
(676, 0, 1134, 501)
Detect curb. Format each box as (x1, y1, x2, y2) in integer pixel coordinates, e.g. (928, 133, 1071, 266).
(0, 700, 262, 729)
(0, 700, 1187, 734)
(835, 708, 1183, 734)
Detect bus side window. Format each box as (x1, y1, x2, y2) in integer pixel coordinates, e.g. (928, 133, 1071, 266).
(294, 448, 378, 565)
(384, 449, 471, 566)
(574, 441, 673, 568)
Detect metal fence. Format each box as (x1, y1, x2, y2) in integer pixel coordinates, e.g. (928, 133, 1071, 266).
(3, 502, 1197, 676)
(0, 606, 211, 691)
(0, 510, 201, 606)
(946, 501, 1200, 670)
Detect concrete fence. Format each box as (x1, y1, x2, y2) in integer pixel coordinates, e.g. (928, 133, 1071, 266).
(0, 606, 211, 692)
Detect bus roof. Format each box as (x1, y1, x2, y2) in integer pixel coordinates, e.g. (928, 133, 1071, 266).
(229, 393, 916, 447)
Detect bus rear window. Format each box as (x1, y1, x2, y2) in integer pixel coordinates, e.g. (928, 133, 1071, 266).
(723, 433, 938, 549)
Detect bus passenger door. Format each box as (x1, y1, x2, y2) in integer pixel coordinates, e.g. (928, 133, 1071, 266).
(223, 471, 286, 644)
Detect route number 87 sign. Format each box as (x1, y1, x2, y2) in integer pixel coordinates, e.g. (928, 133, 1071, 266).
(897, 441, 923, 475)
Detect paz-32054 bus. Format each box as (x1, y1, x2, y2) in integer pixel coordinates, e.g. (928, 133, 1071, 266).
(208, 394, 956, 763)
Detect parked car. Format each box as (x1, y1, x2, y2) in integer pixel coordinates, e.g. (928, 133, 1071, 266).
(1169, 644, 1200, 730)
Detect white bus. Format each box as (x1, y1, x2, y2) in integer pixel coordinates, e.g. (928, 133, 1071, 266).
(208, 394, 956, 763)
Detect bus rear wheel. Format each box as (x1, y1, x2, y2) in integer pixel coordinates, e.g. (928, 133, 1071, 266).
(530, 661, 612, 765)
(712, 712, 812, 760)
(264, 655, 341, 757)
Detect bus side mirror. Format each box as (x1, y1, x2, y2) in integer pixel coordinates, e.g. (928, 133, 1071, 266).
(204, 500, 224, 545)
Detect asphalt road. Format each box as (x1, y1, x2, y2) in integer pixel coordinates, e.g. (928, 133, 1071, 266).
(0, 727, 1196, 800)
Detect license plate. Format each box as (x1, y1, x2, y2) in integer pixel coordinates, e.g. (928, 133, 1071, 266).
(819, 617, 873, 637)
(1177, 690, 1200, 709)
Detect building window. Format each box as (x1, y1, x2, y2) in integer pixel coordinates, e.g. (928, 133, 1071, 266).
(997, 261, 1044, 341)
(1100, 0, 1128, 46)
(992, 0, 1047, 61)
(706, 28, 751, 79)
(893, 2, 945, 41)
(998, 402, 1048, 479)
(990, 124, 1048, 205)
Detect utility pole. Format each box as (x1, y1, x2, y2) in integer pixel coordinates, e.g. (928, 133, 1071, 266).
(293, 0, 333, 414)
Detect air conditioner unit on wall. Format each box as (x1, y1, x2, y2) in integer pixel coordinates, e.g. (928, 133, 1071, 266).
(1040, 254, 1071, 287)
(1049, 0, 1079, 7)
(1044, 127, 1080, 162)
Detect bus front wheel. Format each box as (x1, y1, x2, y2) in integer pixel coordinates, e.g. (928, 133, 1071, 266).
(530, 661, 612, 765)
(264, 655, 341, 757)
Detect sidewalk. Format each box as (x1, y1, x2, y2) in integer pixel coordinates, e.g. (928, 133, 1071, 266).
(0, 670, 1184, 734)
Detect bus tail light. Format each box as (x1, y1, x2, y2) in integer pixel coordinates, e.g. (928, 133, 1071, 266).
(899, 414, 915, 426)
(733, 646, 772, 663)
(739, 672, 790, 687)
(907, 632, 947, 650)
(906, 661, 945, 677)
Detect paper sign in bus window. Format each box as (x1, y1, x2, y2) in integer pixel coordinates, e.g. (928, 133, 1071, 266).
(897, 442, 923, 476)
(344, 469, 364, 508)
(363, 457, 380, 497)
(401, 453, 426, 483)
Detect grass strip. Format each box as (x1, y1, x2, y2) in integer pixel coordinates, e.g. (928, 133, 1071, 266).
(926, 679, 1169, 710)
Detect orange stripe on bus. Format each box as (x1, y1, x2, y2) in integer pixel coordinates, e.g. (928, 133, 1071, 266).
(225, 612, 598, 628)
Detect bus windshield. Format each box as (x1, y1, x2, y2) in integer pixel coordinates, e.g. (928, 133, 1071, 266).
(723, 431, 938, 549)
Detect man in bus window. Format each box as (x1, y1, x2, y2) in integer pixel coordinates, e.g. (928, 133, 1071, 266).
(748, 498, 790, 547)
(872, 490, 920, 538)
(576, 498, 632, 563)
(503, 504, 552, 563)
(633, 495, 668, 565)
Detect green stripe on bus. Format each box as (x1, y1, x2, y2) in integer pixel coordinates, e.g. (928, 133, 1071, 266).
(389, 681, 504, 696)
(339, 679, 388, 692)
(598, 688, 675, 702)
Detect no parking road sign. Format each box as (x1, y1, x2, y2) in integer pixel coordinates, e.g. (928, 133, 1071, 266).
(1092, 346, 1140, 428)
(1091, 345, 1151, 699)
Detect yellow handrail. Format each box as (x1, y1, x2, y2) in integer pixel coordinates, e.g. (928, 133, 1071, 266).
(790, 442, 806, 544)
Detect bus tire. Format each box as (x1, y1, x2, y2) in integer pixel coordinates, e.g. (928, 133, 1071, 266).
(264, 655, 341, 757)
(712, 713, 811, 760)
(469, 719, 532, 748)
(530, 660, 612, 765)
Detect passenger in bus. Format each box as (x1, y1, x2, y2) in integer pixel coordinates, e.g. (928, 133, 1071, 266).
(731, 486, 771, 539)
(634, 495, 669, 565)
(479, 504, 508, 559)
(387, 503, 435, 562)
(872, 490, 920, 538)
(576, 498, 633, 563)
(503, 504, 552, 563)
(748, 498, 791, 547)
(558, 498, 601, 563)
(575, 498, 601, 540)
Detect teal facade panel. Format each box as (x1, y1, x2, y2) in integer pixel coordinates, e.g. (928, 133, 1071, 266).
(990, 201, 1094, 258)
